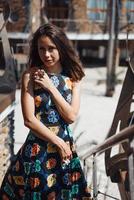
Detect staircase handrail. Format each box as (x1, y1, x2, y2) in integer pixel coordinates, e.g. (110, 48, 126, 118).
(83, 125, 134, 159)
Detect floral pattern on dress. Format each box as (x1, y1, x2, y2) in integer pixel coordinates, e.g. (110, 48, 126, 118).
(50, 75, 60, 87)
(46, 158, 57, 170)
(35, 96, 42, 107)
(47, 110, 59, 123)
(0, 72, 91, 200)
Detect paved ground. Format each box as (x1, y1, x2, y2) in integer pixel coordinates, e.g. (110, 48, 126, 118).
(14, 66, 127, 199)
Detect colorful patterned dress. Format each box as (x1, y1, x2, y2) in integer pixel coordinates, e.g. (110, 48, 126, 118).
(0, 73, 91, 200)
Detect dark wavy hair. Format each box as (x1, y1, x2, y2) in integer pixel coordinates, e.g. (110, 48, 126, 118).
(28, 23, 85, 81)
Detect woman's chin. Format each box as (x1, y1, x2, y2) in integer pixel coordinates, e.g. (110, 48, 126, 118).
(44, 61, 55, 67)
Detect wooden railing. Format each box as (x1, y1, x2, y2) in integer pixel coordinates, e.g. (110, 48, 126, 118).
(82, 125, 134, 200)
(83, 125, 134, 158)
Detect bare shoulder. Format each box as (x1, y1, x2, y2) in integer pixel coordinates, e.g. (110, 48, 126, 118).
(22, 67, 37, 81)
(22, 69, 30, 80)
(21, 68, 36, 91)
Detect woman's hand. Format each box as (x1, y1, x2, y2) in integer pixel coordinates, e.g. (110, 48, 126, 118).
(57, 138, 72, 164)
(33, 69, 54, 91)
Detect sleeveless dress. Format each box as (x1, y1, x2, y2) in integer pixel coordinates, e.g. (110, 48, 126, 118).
(0, 73, 91, 200)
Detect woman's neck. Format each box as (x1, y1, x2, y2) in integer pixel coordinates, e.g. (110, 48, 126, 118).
(42, 65, 63, 74)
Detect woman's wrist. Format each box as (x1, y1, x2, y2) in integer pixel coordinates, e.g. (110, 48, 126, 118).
(54, 136, 64, 150)
(48, 84, 56, 95)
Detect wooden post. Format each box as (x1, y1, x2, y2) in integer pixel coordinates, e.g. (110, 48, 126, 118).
(0, 12, 16, 92)
(30, 0, 41, 33)
(120, 0, 127, 24)
(106, 0, 118, 97)
(112, 0, 120, 86)
(128, 137, 134, 200)
(93, 154, 98, 200)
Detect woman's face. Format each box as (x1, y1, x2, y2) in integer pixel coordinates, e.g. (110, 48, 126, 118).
(38, 36, 61, 71)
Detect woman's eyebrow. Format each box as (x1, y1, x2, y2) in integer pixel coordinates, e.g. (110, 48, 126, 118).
(39, 44, 56, 48)
(48, 44, 56, 47)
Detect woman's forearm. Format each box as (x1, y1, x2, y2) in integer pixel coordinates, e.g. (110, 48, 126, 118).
(49, 86, 77, 123)
(24, 116, 63, 147)
(24, 116, 72, 157)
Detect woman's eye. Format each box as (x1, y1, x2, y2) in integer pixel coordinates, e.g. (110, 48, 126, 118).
(49, 47, 55, 51)
(40, 47, 45, 51)
(39, 46, 56, 52)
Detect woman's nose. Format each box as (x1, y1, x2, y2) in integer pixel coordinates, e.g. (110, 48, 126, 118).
(44, 50, 50, 57)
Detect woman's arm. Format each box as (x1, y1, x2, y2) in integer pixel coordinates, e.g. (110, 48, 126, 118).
(34, 70, 81, 124)
(49, 81, 81, 124)
(21, 70, 72, 161)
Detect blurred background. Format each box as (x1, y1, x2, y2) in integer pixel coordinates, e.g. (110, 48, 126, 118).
(0, 0, 134, 199)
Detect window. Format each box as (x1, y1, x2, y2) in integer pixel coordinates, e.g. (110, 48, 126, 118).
(87, 0, 107, 22)
(126, 0, 134, 22)
(45, 0, 70, 28)
(47, 0, 69, 6)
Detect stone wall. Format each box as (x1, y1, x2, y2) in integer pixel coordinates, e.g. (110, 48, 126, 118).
(0, 111, 15, 186)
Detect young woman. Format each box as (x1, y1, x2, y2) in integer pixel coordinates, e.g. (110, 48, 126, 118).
(0, 23, 91, 199)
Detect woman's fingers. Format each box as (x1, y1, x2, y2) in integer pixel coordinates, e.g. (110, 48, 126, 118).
(34, 69, 45, 79)
(63, 159, 70, 165)
(58, 142, 72, 163)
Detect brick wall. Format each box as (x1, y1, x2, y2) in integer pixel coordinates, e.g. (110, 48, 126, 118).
(70, 0, 104, 33)
(71, 0, 90, 32)
(0, 0, 104, 33)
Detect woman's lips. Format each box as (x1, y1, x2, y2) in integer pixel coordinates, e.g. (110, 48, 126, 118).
(45, 60, 53, 63)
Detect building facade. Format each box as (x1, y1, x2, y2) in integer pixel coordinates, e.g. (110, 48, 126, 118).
(0, 0, 134, 33)
(0, 0, 134, 63)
